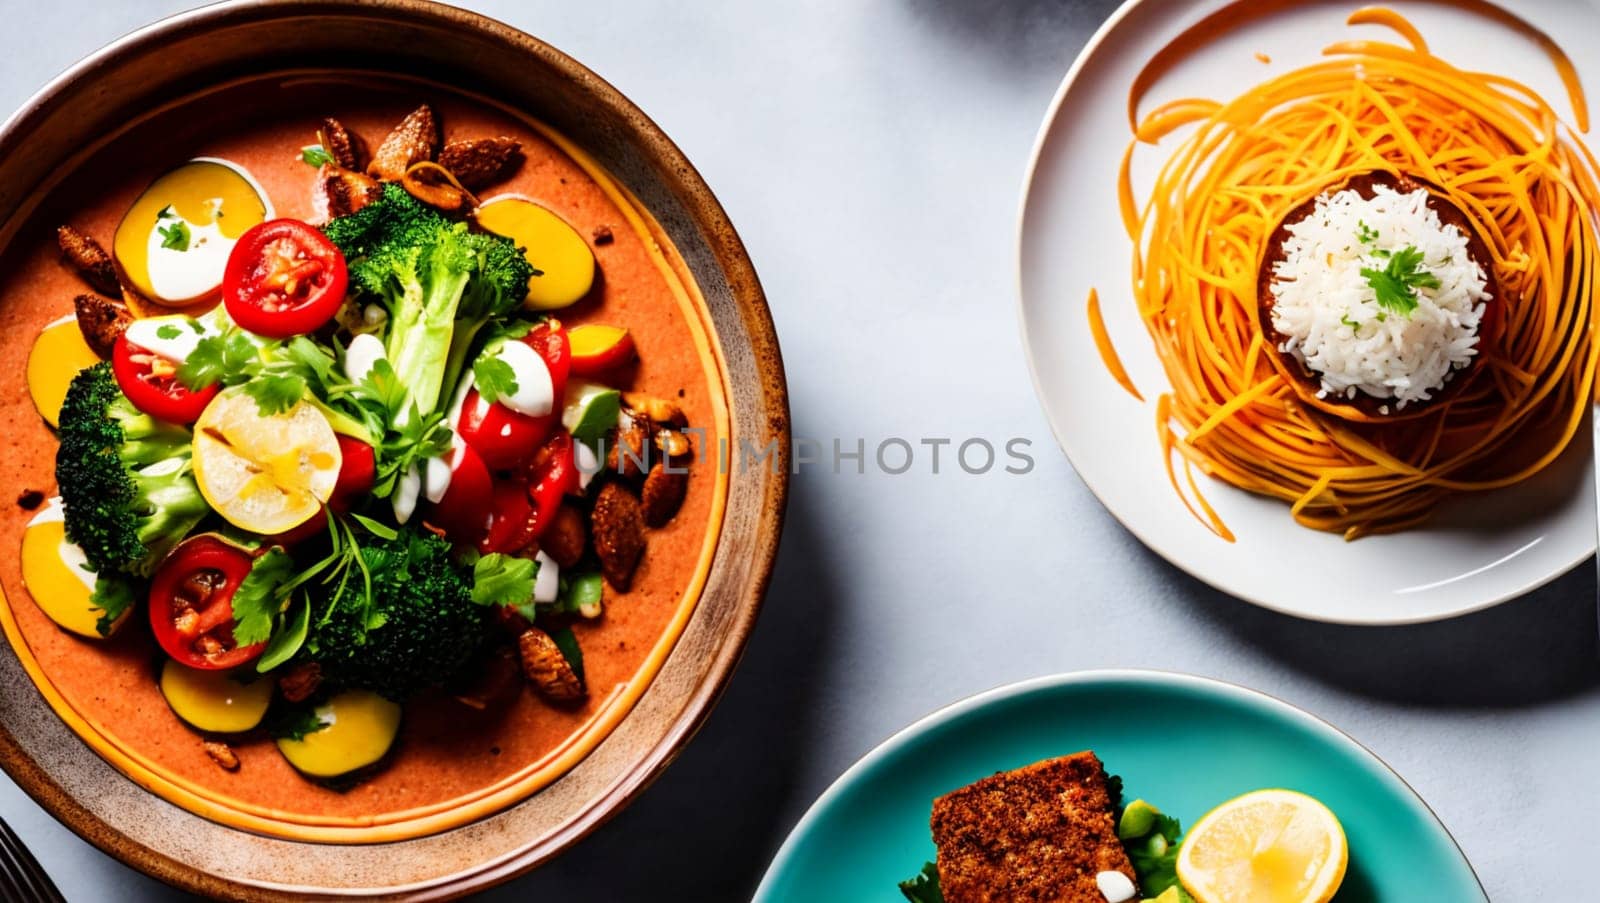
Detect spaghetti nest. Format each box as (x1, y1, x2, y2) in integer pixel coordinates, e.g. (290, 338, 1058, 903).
(1121, 12, 1600, 540)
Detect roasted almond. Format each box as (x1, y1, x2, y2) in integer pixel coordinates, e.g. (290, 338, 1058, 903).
(368, 104, 438, 181)
(72, 293, 131, 359)
(438, 136, 522, 190)
(518, 629, 585, 703)
(641, 462, 688, 527)
(56, 225, 121, 298)
(591, 482, 645, 590)
(319, 116, 368, 171)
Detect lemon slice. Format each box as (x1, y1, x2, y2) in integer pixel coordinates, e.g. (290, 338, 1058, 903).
(193, 390, 341, 534)
(1176, 789, 1347, 903)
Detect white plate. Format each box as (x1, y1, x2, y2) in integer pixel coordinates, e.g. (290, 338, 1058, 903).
(1018, 0, 1598, 624)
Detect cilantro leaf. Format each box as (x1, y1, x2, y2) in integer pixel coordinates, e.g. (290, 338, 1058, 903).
(472, 355, 518, 405)
(1356, 220, 1379, 244)
(358, 358, 410, 415)
(300, 144, 335, 168)
(898, 862, 943, 903)
(157, 205, 177, 220)
(90, 574, 137, 637)
(472, 552, 536, 606)
(1361, 245, 1438, 317)
(284, 335, 336, 384)
(1340, 313, 1361, 330)
(158, 220, 190, 251)
(231, 548, 296, 647)
(178, 330, 258, 390)
(243, 372, 309, 415)
(156, 324, 182, 340)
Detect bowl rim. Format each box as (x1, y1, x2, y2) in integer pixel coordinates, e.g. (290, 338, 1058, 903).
(0, 0, 789, 897)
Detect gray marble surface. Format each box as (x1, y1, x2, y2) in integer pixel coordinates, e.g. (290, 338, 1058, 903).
(0, 1, 1594, 900)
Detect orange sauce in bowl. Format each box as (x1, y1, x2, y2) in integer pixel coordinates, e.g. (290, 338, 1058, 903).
(0, 75, 730, 841)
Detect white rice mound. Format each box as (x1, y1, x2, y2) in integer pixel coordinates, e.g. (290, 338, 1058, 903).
(1268, 184, 1491, 409)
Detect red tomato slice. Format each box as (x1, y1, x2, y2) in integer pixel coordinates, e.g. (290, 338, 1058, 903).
(270, 436, 376, 546)
(526, 430, 579, 541)
(330, 435, 376, 507)
(479, 478, 539, 555)
(223, 219, 348, 338)
(521, 321, 571, 399)
(456, 388, 556, 472)
(111, 335, 219, 424)
(429, 443, 494, 543)
(148, 535, 263, 670)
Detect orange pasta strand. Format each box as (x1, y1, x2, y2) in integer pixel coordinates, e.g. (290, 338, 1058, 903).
(1099, 9, 1600, 539)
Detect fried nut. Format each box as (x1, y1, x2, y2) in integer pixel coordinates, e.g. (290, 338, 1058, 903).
(72, 293, 131, 359)
(319, 116, 368, 171)
(518, 629, 586, 703)
(590, 482, 645, 590)
(322, 167, 382, 217)
(621, 392, 687, 429)
(203, 740, 240, 772)
(641, 462, 688, 527)
(368, 104, 438, 181)
(277, 661, 323, 704)
(605, 424, 652, 480)
(542, 503, 588, 569)
(437, 136, 522, 190)
(654, 429, 692, 459)
(56, 225, 121, 298)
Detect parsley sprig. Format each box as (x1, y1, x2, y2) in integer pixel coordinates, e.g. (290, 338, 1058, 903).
(231, 512, 391, 666)
(177, 329, 335, 416)
(157, 220, 191, 251)
(300, 144, 335, 168)
(472, 355, 519, 405)
(1360, 245, 1440, 318)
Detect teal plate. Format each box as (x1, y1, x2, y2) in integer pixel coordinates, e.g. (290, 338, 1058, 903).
(755, 671, 1484, 902)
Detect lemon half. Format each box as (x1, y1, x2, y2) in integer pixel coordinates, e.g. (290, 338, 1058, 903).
(192, 390, 341, 534)
(1175, 789, 1347, 903)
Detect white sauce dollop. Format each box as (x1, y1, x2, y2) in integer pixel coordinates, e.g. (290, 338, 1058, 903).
(26, 499, 97, 593)
(392, 462, 422, 524)
(1095, 870, 1137, 903)
(532, 550, 560, 604)
(343, 333, 387, 385)
(26, 496, 65, 527)
(123, 316, 211, 364)
(145, 216, 234, 304)
(491, 340, 554, 417)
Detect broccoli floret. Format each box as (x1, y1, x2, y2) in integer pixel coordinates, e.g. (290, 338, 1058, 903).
(55, 363, 210, 576)
(323, 183, 534, 417)
(302, 527, 492, 699)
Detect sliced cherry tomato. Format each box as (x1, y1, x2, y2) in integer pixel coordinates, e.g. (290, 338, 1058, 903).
(223, 219, 348, 338)
(330, 436, 376, 507)
(479, 478, 539, 554)
(456, 388, 556, 472)
(526, 430, 579, 540)
(521, 320, 571, 398)
(111, 334, 219, 424)
(429, 443, 494, 543)
(270, 436, 376, 546)
(149, 535, 263, 670)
